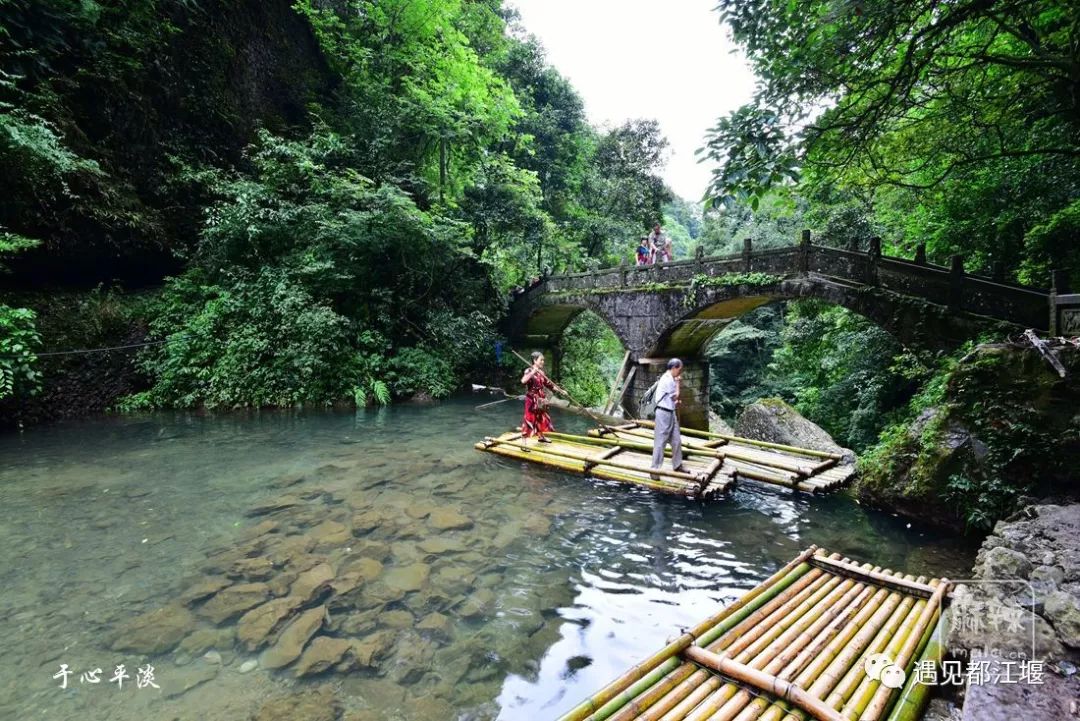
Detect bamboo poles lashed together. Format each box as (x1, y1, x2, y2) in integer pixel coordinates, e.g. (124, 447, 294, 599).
(556, 547, 951, 721)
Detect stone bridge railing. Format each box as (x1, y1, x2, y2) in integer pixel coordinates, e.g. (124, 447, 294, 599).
(510, 231, 1077, 429)
(533, 232, 1060, 331)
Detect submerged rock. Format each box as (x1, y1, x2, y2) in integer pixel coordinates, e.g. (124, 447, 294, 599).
(429, 508, 473, 531)
(180, 576, 232, 606)
(198, 583, 271, 624)
(382, 563, 430, 593)
(254, 685, 341, 721)
(111, 603, 197, 655)
(310, 520, 351, 548)
(236, 596, 305, 650)
(162, 660, 219, 699)
(246, 494, 304, 517)
(293, 636, 354, 677)
(291, 563, 335, 603)
(260, 605, 327, 669)
(179, 626, 235, 656)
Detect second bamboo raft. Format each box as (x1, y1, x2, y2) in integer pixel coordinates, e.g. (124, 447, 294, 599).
(589, 421, 855, 493)
(557, 546, 951, 721)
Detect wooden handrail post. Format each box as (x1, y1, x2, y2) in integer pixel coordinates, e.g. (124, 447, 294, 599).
(949, 254, 964, 308)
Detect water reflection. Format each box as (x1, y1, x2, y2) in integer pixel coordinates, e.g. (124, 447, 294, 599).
(0, 400, 975, 720)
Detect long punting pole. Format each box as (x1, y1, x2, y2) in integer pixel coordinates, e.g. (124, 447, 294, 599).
(510, 348, 620, 433)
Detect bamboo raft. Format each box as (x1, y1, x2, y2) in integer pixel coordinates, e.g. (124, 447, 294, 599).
(475, 421, 854, 500)
(557, 546, 951, 721)
(589, 421, 854, 494)
(475, 430, 736, 500)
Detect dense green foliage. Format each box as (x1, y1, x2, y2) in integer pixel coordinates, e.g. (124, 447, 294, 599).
(857, 346, 1080, 530)
(703, 0, 1080, 286)
(0, 0, 671, 410)
(556, 312, 623, 408)
(708, 301, 921, 453)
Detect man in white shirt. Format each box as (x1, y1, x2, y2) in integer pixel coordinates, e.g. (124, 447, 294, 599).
(651, 358, 685, 473)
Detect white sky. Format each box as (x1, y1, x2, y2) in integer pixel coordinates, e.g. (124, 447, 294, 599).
(510, 0, 758, 203)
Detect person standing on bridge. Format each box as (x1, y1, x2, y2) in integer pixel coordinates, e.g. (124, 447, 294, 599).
(648, 223, 666, 264)
(651, 358, 686, 474)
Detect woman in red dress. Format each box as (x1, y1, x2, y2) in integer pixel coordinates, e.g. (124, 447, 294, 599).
(521, 351, 558, 442)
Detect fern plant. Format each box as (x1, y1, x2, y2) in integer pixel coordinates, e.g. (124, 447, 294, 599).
(353, 378, 390, 407)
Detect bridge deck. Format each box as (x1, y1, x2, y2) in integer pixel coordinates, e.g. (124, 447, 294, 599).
(557, 546, 950, 721)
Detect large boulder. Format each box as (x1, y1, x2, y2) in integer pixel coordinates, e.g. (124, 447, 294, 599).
(734, 398, 856, 464)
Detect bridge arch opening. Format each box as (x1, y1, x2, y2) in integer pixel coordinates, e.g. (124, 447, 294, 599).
(702, 298, 919, 452)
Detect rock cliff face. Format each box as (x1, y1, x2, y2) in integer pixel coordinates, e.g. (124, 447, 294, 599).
(853, 344, 1080, 531)
(947, 504, 1080, 721)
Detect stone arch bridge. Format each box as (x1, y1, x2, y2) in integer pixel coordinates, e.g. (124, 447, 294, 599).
(507, 232, 1074, 429)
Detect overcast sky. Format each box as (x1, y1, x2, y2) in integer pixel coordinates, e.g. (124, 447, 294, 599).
(510, 0, 757, 203)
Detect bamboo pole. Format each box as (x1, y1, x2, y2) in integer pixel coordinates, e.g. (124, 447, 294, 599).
(682, 646, 845, 721)
(858, 579, 948, 721)
(835, 579, 935, 719)
(882, 615, 948, 721)
(605, 663, 698, 721)
(628, 668, 712, 721)
(481, 436, 708, 484)
(656, 675, 723, 721)
(604, 351, 632, 415)
(809, 557, 936, 599)
(720, 568, 883, 721)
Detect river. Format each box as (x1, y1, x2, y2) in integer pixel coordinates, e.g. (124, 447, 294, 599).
(0, 399, 976, 720)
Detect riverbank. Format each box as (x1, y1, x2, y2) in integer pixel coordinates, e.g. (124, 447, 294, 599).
(940, 503, 1080, 720)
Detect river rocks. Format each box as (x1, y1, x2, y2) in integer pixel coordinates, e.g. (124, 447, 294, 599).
(237, 596, 305, 650)
(261, 605, 328, 669)
(254, 685, 341, 721)
(293, 636, 354, 677)
(291, 563, 335, 602)
(111, 603, 197, 654)
(429, 507, 473, 531)
(198, 582, 271, 624)
(228, 556, 277, 581)
(238, 659, 259, 673)
(380, 609, 414, 629)
(458, 588, 495, 619)
(179, 626, 235, 656)
(351, 630, 394, 666)
(405, 502, 436, 520)
(980, 545, 1033, 582)
(310, 520, 351, 548)
(418, 537, 466, 555)
(162, 660, 219, 699)
(416, 612, 451, 639)
(351, 511, 382, 535)
(734, 398, 856, 464)
(246, 494, 304, 517)
(180, 575, 232, 606)
(953, 504, 1080, 721)
(383, 563, 430, 593)
(1043, 590, 1080, 648)
(344, 557, 384, 582)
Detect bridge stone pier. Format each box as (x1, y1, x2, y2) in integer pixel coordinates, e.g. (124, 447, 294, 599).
(507, 232, 1062, 430)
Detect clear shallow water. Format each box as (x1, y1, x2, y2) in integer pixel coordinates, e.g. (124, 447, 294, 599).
(0, 399, 976, 721)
